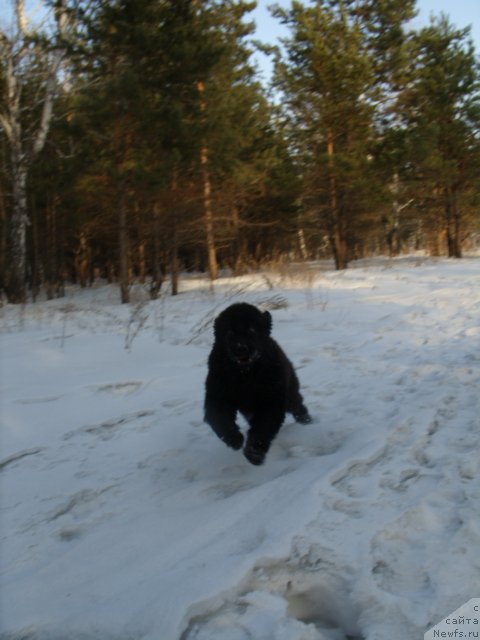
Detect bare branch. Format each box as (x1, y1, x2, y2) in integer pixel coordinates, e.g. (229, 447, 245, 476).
(398, 199, 414, 212)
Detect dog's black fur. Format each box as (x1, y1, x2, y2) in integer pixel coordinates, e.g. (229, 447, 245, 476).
(204, 303, 311, 465)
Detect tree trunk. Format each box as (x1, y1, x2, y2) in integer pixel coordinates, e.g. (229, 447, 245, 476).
(169, 172, 180, 296)
(1, 0, 67, 303)
(197, 80, 218, 281)
(0, 185, 7, 291)
(326, 131, 348, 270)
(331, 225, 349, 270)
(118, 191, 130, 304)
(231, 204, 245, 275)
(200, 147, 218, 281)
(150, 202, 163, 299)
(75, 231, 90, 288)
(170, 200, 179, 297)
(445, 188, 462, 258)
(170, 225, 179, 296)
(45, 200, 54, 300)
(31, 196, 40, 302)
(298, 227, 308, 261)
(7, 163, 29, 303)
(138, 242, 146, 284)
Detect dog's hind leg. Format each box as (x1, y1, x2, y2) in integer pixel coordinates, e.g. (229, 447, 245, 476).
(293, 409, 312, 424)
(291, 398, 312, 424)
(287, 375, 312, 424)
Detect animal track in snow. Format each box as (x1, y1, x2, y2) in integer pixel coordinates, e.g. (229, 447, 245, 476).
(330, 446, 389, 498)
(64, 410, 155, 441)
(370, 502, 463, 598)
(278, 429, 344, 460)
(92, 381, 143, 396)
(16, 485, 117, 539)
(47, 486, 116, 522)
(181, 537, 364, 640)
(0, 448, 46, 472)
(202, 480, 255, 501)
(15, 395, 63, 404)
(161, 398, 194, 411)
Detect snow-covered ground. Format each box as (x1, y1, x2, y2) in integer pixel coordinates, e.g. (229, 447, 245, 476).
(1, 256, 479, 640)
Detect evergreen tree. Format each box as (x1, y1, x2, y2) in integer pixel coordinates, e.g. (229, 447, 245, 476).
(70, 0, 221, 300)
(397, 16, 480, 257)
(274, 0, 384, 268)
(66, 0, 267, 294)
(192, 0, 258, 280)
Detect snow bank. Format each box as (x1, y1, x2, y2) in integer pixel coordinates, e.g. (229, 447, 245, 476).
(1, 257, 479, 640)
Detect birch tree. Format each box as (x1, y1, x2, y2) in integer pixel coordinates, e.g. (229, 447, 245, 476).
(0, 0, 70, 302)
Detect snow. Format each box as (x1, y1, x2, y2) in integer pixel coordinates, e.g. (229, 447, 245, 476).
(1, 256, 479, 640)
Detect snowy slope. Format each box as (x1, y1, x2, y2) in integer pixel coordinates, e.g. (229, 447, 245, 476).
(1, 257, 479, 640)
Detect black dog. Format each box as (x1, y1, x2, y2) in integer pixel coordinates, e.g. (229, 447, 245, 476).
(204, 303, 311, 465)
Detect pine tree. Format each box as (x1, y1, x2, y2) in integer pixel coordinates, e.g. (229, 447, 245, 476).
(397, 16, 480, 257)
(192, 0, 258, 280)
(274, 0, 383, 268)
(72, 0, 219, 300)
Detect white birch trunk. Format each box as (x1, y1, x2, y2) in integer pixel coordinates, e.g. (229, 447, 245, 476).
(0, 1, 68, 302)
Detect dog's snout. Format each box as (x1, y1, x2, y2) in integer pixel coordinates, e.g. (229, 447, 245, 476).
(230, 339, 256, 365)
(236, 342, 249, 355)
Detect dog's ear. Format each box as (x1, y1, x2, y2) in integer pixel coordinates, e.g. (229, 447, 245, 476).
(262, 310, 272, 335)
(213, 311, 227, 339)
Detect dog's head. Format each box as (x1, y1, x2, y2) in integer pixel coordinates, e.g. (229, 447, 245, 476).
(214, 303, 272, 368)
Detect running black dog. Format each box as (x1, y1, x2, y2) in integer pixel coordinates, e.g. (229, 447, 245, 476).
(204, 303, 311, 465)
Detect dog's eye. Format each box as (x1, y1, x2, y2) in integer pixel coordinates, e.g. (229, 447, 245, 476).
(247, 327, 256, 336)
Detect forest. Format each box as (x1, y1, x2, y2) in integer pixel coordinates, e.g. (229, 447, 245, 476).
(1, 0, 479, 304)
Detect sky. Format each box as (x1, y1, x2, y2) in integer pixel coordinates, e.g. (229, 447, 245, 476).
(251, 0, 480, 82)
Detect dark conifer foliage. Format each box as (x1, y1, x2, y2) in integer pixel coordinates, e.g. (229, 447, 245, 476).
(1, 0, 479, 301)
(395, 16, 480, 257)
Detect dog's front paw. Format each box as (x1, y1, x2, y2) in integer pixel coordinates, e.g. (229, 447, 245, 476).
(244, 439, 268, 466)
(222, 428, 244, 451)
(294, 409, 312, 424)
